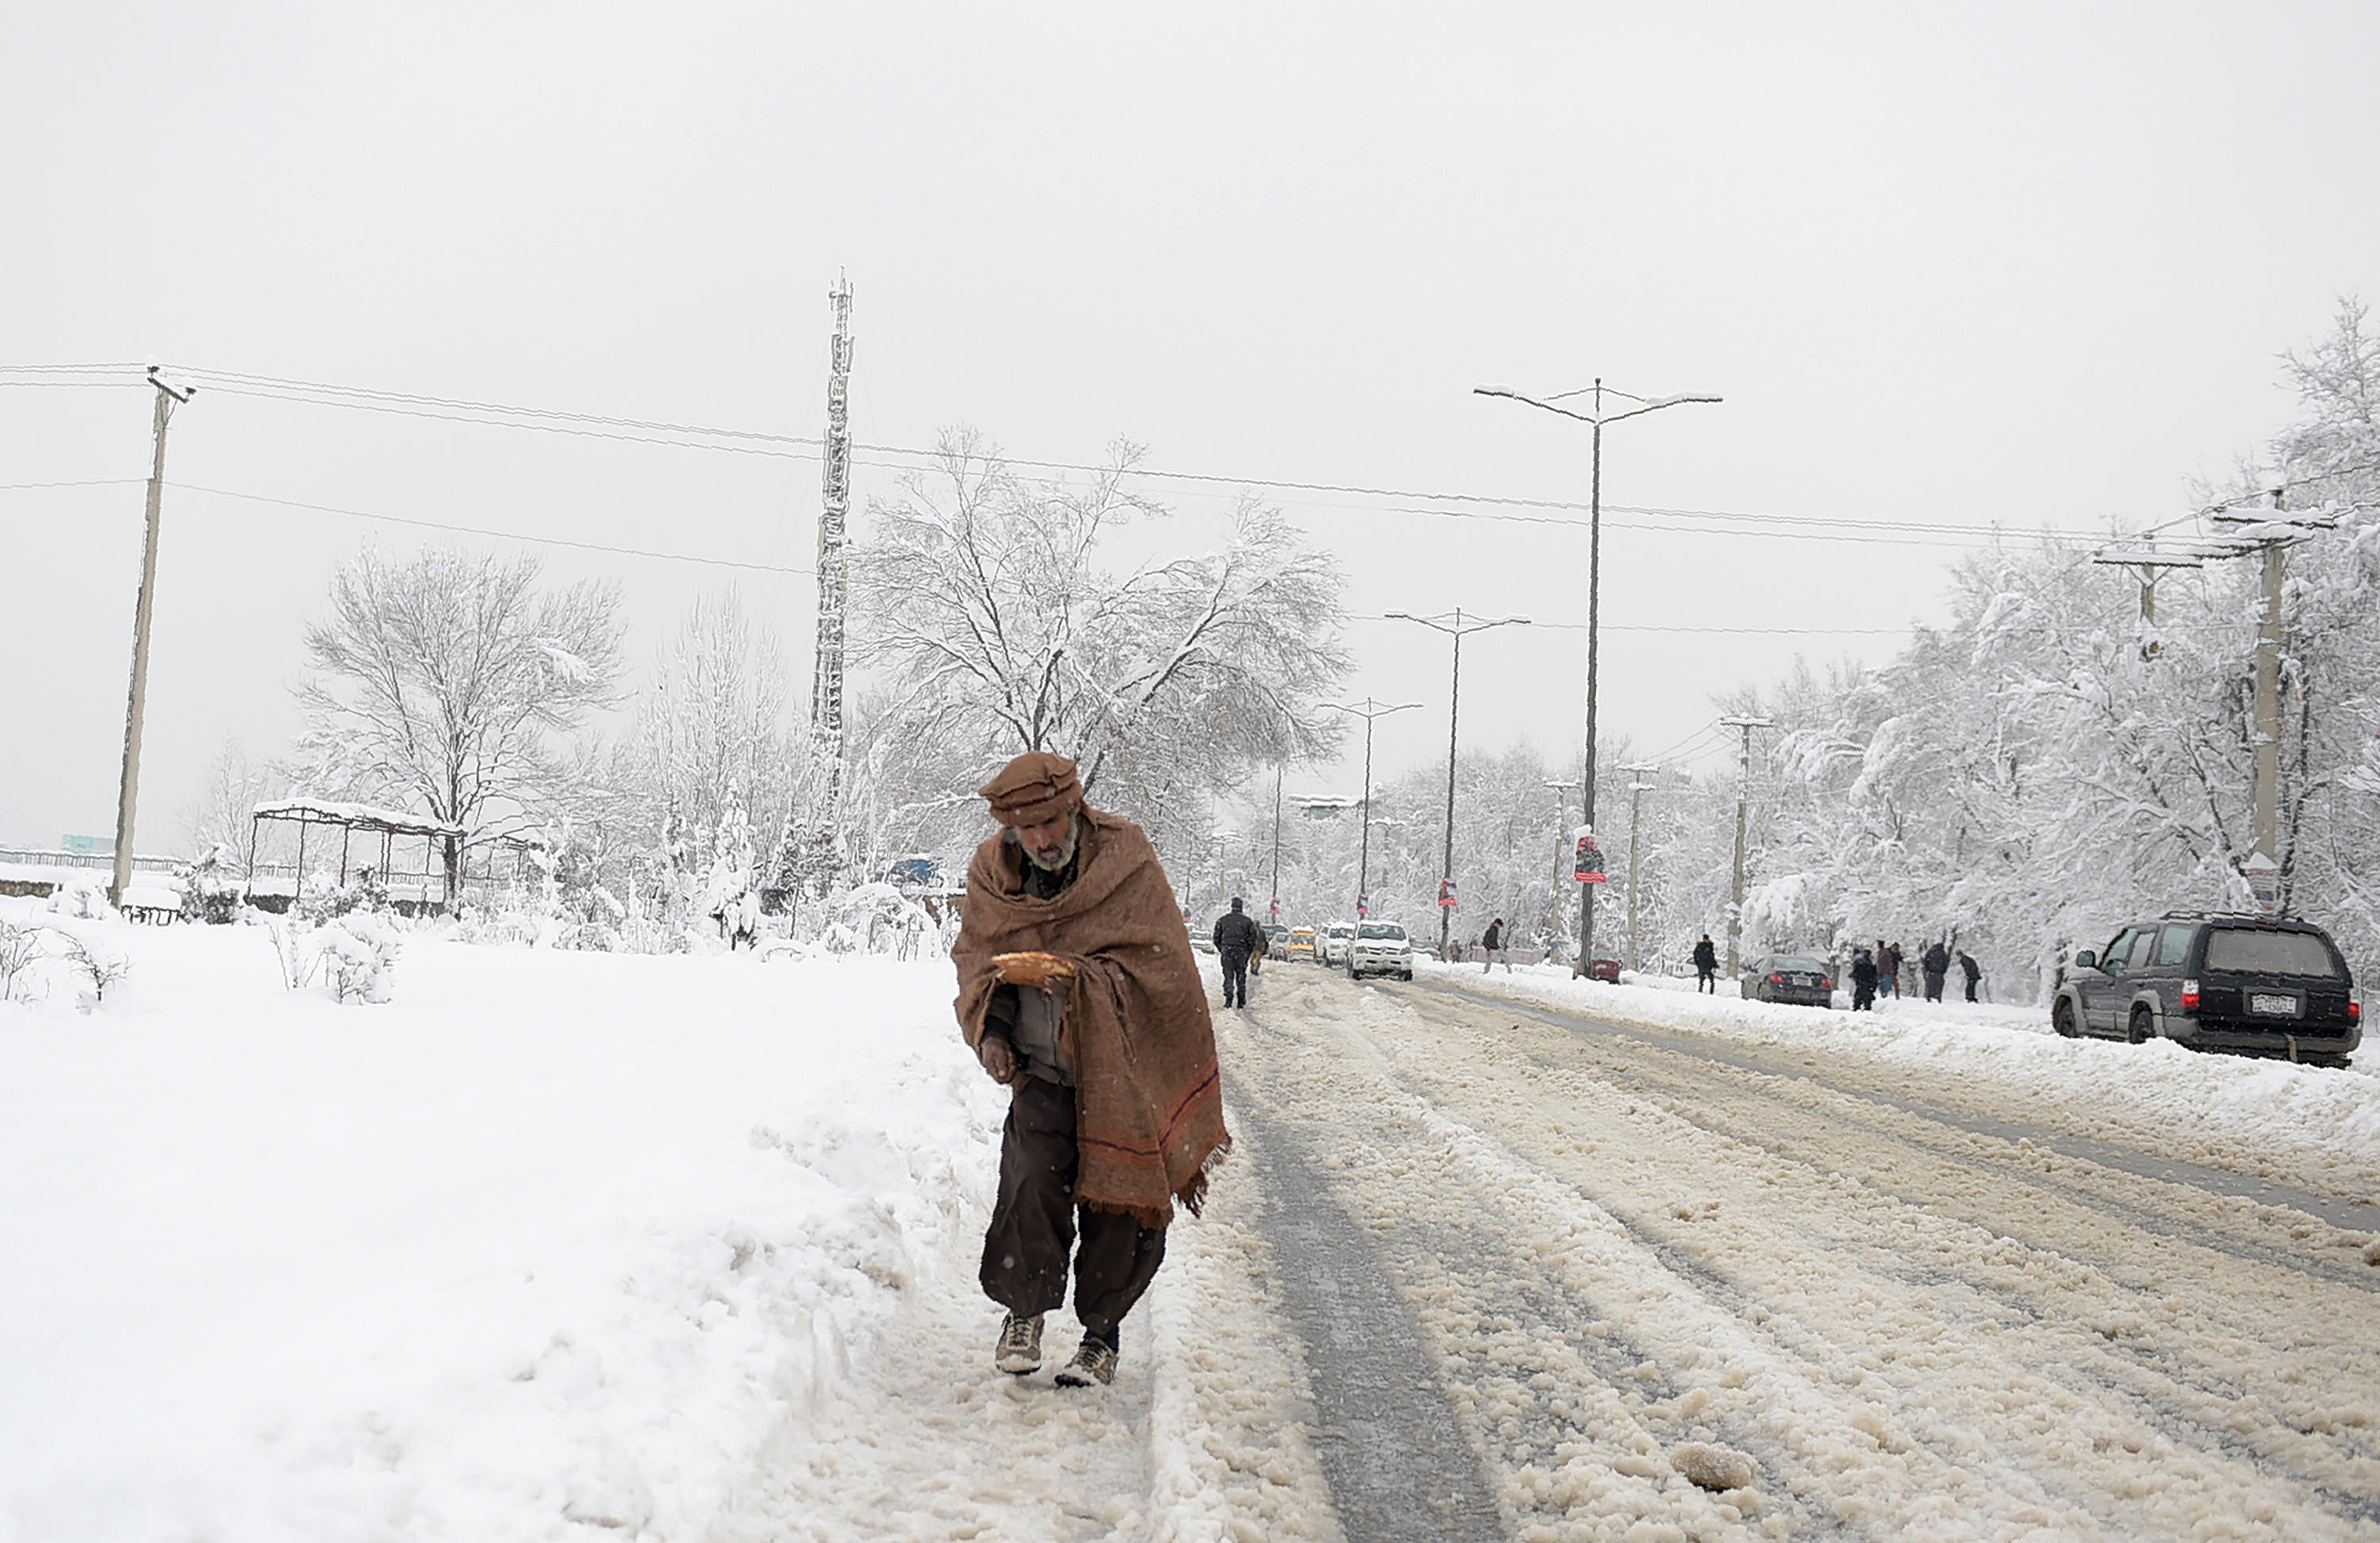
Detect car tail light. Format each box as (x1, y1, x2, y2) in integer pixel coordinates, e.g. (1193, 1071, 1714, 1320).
(1768, 973, 1786, 985)
(1820, 978, 1833, 991)
(2353, 1000, 2363, 1024)
(2180, 978, 2199, 1012)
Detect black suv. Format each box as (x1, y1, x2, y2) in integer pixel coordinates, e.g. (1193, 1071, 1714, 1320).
(2052, 915, 2362, 1065)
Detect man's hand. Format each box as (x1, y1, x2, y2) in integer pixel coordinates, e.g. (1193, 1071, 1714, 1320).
(978, 1034, 1019, 1084)
(992, 950, 1077, 991)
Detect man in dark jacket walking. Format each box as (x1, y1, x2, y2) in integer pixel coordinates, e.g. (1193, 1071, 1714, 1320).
(1692, 934, 1718, 993)
(1921, 941, 1951, 1002)
(1212, 897, 1263, 1008)
(1480, 917, 1509, 973)
(1958, 948, 1983, 1003)
(1850, 947, 1878, 1011)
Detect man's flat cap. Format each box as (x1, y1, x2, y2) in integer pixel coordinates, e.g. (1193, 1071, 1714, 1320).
(980, 750, 1081, 827)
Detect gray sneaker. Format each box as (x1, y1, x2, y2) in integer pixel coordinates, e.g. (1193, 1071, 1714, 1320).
(994, 1312, 1043, 1376)
(1054, 1337, 1117, 1388)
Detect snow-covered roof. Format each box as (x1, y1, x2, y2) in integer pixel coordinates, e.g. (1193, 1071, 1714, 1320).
(250, 799, 464, 839)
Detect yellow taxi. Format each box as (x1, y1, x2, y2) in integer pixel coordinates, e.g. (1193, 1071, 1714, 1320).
(1284, 927, 1317, 964)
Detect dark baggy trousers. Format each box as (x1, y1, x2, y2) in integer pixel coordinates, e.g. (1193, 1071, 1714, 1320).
(1924, 970, 1945, 1002)
(1219, 951, 1250, 1007)
(1696, 969, 1715, 993)
(981, 1076, 1166, 1342)
(1965, 977, 1979, 1003)
(1852, 982, 1875, 1011)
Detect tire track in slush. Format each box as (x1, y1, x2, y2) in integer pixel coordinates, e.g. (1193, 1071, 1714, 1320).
(1220, 1064, 1507, 1543)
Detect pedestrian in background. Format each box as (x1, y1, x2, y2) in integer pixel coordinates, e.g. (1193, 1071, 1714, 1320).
(1921, 940, 1951, 1002)
(1692, 933, 1718, 993)
(1211, 896, 1263, 1010)
(1851, 946, 1878, 1011)
(1481, 917, 1510, 973)
(1958, 948, 1983, 1003)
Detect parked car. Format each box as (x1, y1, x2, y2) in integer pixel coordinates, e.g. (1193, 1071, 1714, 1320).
(1587, 957, 1622, 983)
(1349, 921, 1415, 981)
(2053, 914, 2361, 1065)
(1741, 954, 1835, 1007)
(1319, 922, 1356, 967)
(1262, 922, 1289, 956)
(1284, 927, 1317, 964)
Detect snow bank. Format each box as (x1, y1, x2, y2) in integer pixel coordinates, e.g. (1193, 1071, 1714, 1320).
(1422, 958, 2380, 1175)
(0, 909, 996, 1543)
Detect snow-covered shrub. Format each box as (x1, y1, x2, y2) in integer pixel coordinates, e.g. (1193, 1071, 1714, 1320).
(820, 882, 936, 960)
(45, 873, 113, 921)
(260, 910, 401, 1004)
(43, 919, 131, 1009)
(177, 845, 244, 925)
(0, 916, 41, 1002)
(319, 912, 401, 1004)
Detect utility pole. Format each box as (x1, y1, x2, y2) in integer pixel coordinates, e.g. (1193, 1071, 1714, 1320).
(2098, 493, 2340, 915)
(1544, 778, 1579, 953)
(1328, 698, 1421, 922)
(1269, 766, 1284, 923)
(110, 366, 194, 907)
(1383, 611, 1525, 959)
(1619, 761, 1660, 972)
(1718, 716, 1773, 974)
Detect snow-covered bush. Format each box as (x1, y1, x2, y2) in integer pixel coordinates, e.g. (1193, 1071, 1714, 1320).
(260, 911, 401, 1004)
(319, 912, 401, 1004)
(0, 916, 41, 1002)
(45, 873, 113, 922)
(177, 845, 244, 925)
(821, 882, 936, 960)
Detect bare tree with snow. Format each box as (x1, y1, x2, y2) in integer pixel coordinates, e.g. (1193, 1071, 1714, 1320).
(850, 430, 1351, 823)
(290, 547, 624, 894)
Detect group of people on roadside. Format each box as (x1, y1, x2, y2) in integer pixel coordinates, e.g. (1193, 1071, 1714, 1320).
(1847, 938, 1982, 1011)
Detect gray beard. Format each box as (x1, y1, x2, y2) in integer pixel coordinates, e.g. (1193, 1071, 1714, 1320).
(1024, 817, 1080, 873)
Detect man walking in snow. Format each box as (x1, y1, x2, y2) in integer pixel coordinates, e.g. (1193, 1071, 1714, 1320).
(1958, 948, 1983, 1003)
(952, 751, 1231, 1389)
(1921, 941, 1952, 1002)
(1850, 946, 1878, 1011)
(1212, 896, 1263, 1008)
(1692, 933, 1718, 993)
(1481, 917, 1510, 973)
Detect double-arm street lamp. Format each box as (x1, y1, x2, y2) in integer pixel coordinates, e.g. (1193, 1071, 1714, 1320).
(1475, 379, 1721, 977)
(1326, 698, 1422, 923)
(1385, 608, 1530, 960)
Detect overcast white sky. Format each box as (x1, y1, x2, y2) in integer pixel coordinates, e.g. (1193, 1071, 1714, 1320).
(6, 2, 2376, 850)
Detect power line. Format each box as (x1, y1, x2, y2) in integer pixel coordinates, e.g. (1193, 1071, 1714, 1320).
(10, 362, 2107, 552)
(169, 483, 816, 578)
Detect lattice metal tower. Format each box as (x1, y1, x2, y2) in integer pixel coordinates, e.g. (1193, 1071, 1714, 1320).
(811, 272, 854, 808)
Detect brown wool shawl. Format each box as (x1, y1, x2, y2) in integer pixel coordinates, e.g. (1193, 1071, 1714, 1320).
(954, 806, 1230, 1228)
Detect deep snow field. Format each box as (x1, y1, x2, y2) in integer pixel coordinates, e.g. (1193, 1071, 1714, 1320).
(6, 906, 2378, 1542)
(1, 904, 1002, 1543)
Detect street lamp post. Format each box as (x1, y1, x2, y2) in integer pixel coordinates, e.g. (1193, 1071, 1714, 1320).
(1475, 379, 1721, 976)
(1327, 698, 1421, 924)
(1385, 609, 1529, 960)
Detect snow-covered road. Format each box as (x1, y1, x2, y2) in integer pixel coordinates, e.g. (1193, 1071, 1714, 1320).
(717, 960, 2380, 1539)
(1214, 966, 2380, 1539)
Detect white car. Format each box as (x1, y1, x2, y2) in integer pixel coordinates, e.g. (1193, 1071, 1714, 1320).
(1349, 922, 1415, 981)
(1319, 923, 1356, 966)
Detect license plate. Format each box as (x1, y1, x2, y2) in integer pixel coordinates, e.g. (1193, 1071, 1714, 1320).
(2250, 992, 2297, 1016)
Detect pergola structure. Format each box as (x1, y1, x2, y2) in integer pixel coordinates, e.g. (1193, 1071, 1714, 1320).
(246, 798, 465, 915)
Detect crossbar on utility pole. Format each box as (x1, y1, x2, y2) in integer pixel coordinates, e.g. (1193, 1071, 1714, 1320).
(110, 366, 194, 907)
(1718, 717, 1773, 974)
